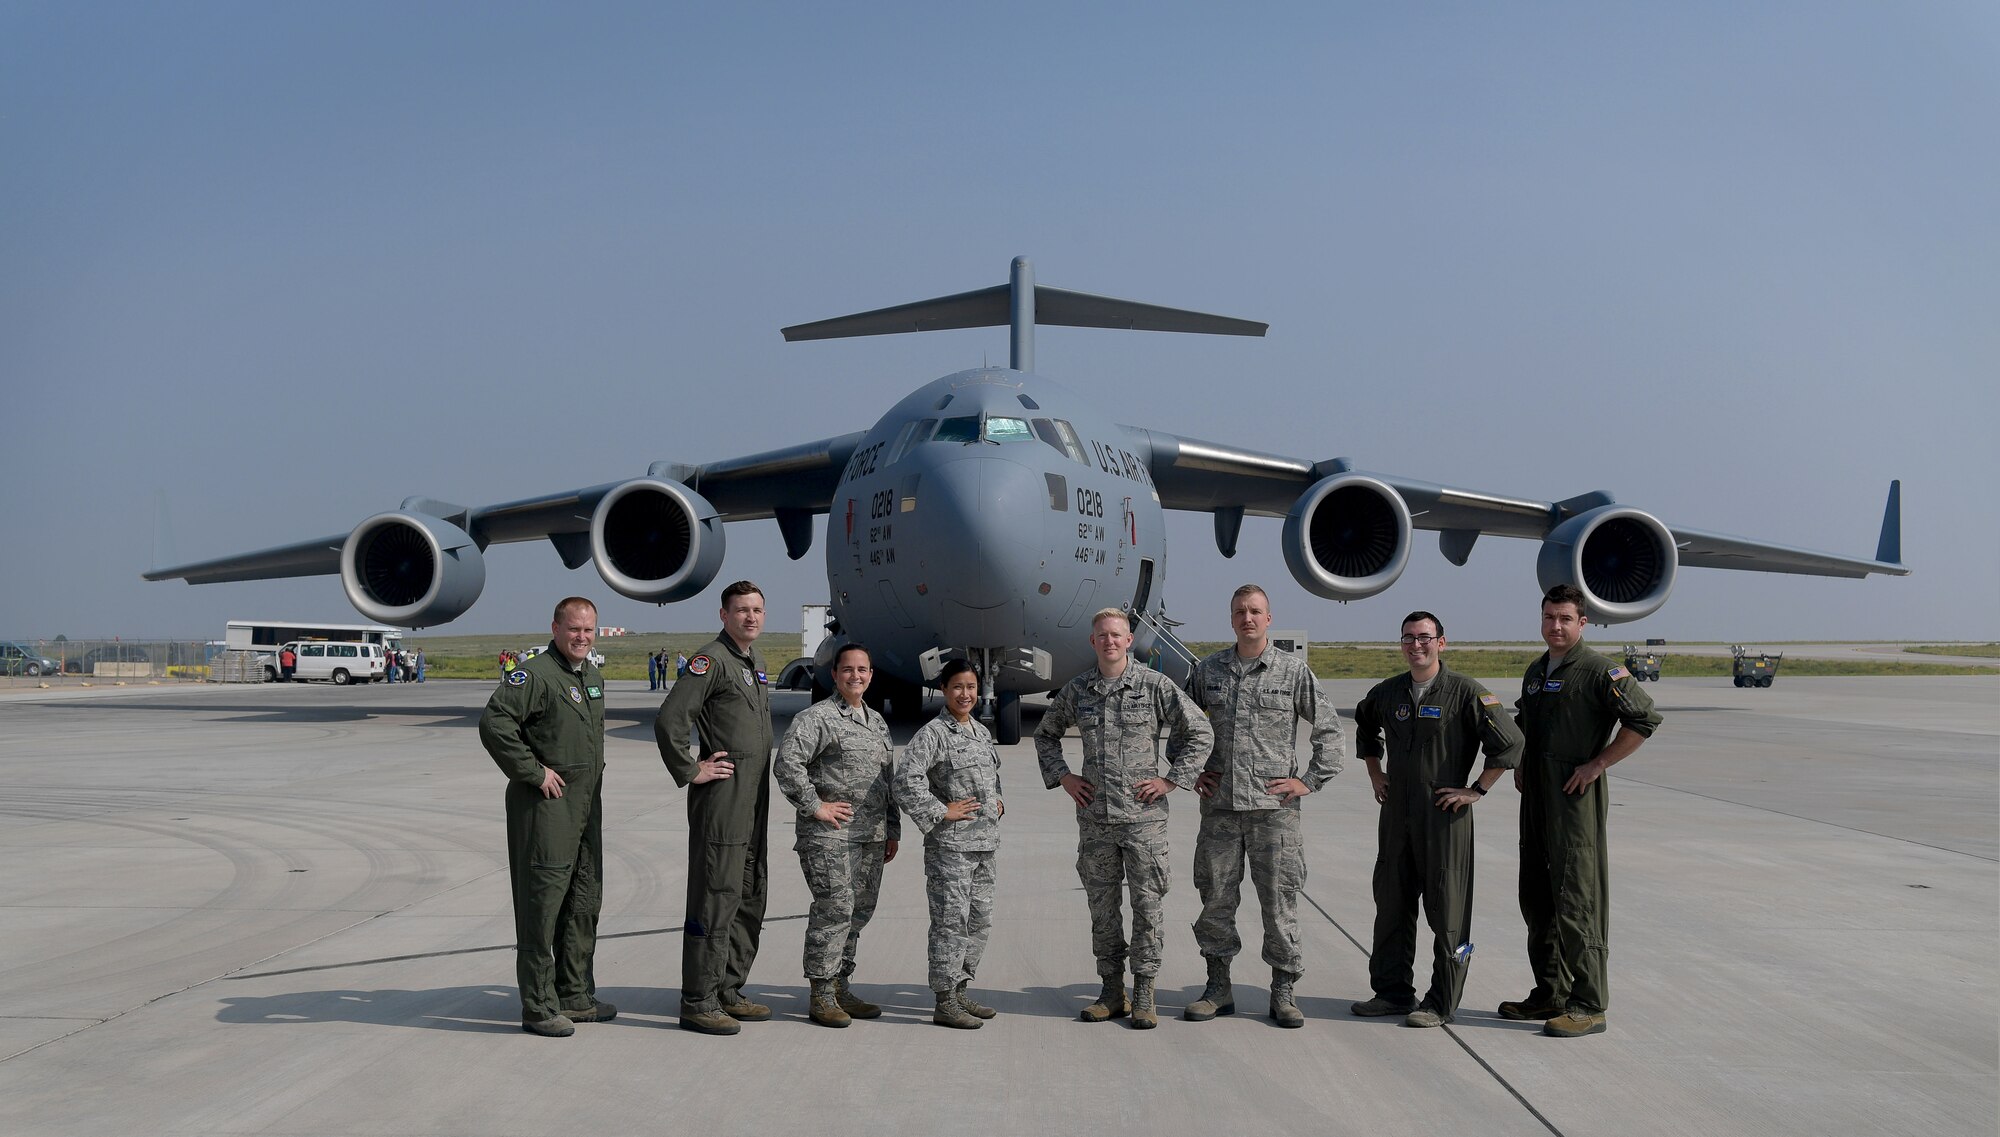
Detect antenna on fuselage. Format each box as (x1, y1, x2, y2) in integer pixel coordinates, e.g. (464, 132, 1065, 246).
(778, 256, 1268, 371)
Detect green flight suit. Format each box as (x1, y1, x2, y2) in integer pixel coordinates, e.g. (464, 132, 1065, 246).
(1515, 642, 1662, 1015)
(478, 642, 607, 1021)
(655, 632, 775, 1014)
(1353, 663, 1522, 1015)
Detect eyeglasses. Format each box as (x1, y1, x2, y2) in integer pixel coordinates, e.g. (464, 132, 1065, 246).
(1398, 634, 1439, 646)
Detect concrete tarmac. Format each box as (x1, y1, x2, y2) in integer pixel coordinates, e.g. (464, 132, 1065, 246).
(2, 674, 1994, 1136)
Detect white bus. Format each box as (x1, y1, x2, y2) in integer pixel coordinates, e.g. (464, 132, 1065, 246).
(225, 620, 403, 682)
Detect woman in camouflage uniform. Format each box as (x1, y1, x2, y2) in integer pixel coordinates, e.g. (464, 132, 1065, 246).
(894, 659, 1004, 1029)
(773, 643, 899, 1028)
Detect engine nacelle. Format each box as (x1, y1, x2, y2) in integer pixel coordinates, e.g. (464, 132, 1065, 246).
(341, 512, 487, 627)
(1281, 474, 1413, 601)
(1536, 505, 1678, 623)
(590, 478, 726, 603)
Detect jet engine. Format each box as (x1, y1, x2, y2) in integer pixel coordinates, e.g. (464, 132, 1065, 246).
(589, 478, 726, 603)
(1536, 505, 1678, 623)
(341, 512, 487, 627)
(1281, 473, 1413, 601)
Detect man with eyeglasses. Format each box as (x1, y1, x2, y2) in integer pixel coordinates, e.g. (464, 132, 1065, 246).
(1349, 611, 1522, 1028)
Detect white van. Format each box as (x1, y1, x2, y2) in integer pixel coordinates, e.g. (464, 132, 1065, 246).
(284, 641, 386, 685)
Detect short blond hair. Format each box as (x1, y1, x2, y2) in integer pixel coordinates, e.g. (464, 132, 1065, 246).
(1230, 584, 1269, 608)
(552, 596, 598, 624)
(1090, 607, 1132, 633)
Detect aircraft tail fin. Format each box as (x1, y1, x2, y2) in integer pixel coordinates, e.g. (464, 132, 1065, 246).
(1874, 479, 1902, 566)
(781, 256, 1266, 371)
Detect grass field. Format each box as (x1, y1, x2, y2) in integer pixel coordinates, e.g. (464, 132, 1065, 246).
(410, 632, 807, 681)
(409, 633, 1994, 683)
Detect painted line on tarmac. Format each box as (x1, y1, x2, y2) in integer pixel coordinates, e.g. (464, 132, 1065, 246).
(1302, 888, 1565, 1137)
(224, 915, 811, 980)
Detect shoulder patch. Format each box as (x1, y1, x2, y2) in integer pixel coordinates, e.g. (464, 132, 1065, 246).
(1608, 665, 1631, 680)
(1479, 692, 1502, 708)
(505, 670, 529, 687)
(685, 654, 711, 676)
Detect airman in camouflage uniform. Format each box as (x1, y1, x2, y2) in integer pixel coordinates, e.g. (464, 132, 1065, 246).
(654, 582, 776, 1036)
(894, 659, 1003, 1028)
(773, 644, 899, 1028)
(1036, 608, 1213, 1029)
(1508, 585, 1662, 1039)
(478, 596, 614, 1037)
(1350, 611, 1522, 1028)
(1186, 585, 1344, 1028)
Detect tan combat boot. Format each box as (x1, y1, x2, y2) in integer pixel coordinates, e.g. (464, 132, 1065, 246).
(560, 999, 617, 1024)
(834, 977, 881, 1020)
(1080, 975, 1129, 1022)
(1130, 977, 1159, 1030)
(1183, 957, 1234, 1022)
(719, 992, 772, 1021)
(956, 981, 996, 1019)
(521, 1013, 575, 1038)
(1269, 972, 1304, 1029)
(678, 1005, 741, 1035)
(933, 988, 982, 1030)
(809, 978, 850, 1028)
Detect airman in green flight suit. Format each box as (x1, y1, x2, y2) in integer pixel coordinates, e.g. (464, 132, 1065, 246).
(655, 581, 777, 1036)
(478, 596, 614, 1038)
(1507, 584, 1662, 1038)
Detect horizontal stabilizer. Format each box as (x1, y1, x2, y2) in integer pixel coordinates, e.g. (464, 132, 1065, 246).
(781, 284, 1267, 342)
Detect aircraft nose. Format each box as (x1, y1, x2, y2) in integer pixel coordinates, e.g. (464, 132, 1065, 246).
(922, 455, 1046, 609)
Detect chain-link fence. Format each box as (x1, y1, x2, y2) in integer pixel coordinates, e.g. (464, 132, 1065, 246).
(0, 640, 222, 685)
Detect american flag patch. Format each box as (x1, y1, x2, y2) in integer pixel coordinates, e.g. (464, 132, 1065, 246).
(1479, 693, 1501, 707)
(1608, 666, 1631, 680)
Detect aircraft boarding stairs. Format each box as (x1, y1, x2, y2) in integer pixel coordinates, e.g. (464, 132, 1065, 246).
(1128, 607, 1201, 689)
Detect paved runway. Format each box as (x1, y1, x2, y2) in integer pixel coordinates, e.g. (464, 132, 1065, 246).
(2, 674, 1994, 1136)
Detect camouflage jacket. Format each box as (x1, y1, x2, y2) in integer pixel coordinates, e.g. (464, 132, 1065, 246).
(1189, 645, 1344, 811)
(774, 696, 900, 843)
(1035, 660, 1213, 823)
(895, 712, 1001, 851)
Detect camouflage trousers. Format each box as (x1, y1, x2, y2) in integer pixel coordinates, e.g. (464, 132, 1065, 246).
(1192, 807, 1305, 977)
(795, 838, 887, 981)
(1076, 817, 1171, 978)
(923, 847, 996, 993)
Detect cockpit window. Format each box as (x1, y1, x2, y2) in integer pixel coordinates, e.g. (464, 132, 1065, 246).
(935, 417, 981, 443)
(886, 418, 936, 464)
(984, 417, 1033, 443)
(1033, 418, 1089, 464)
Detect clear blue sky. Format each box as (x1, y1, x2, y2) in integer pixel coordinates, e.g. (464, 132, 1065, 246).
(4, 1, 1994, 644)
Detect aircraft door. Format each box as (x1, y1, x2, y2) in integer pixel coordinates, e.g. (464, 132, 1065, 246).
(1132, 557, 1154, 614)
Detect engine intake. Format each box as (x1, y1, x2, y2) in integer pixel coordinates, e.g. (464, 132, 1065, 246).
(590, 479, 726, 603)
(1536, 505, 1678, 623)
(341, 512, 486, 627)
(1281, 474, 1413, 601)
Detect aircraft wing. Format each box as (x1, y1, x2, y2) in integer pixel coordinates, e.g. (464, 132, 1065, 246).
(1132, 428, 1908, 582)
(145, 431, 867, 587)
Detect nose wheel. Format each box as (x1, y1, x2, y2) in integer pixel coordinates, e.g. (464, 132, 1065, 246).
(991, 692, 1022, 745)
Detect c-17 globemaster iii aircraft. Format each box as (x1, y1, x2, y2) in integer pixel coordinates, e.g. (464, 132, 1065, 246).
(146, 257, 1908, 742)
